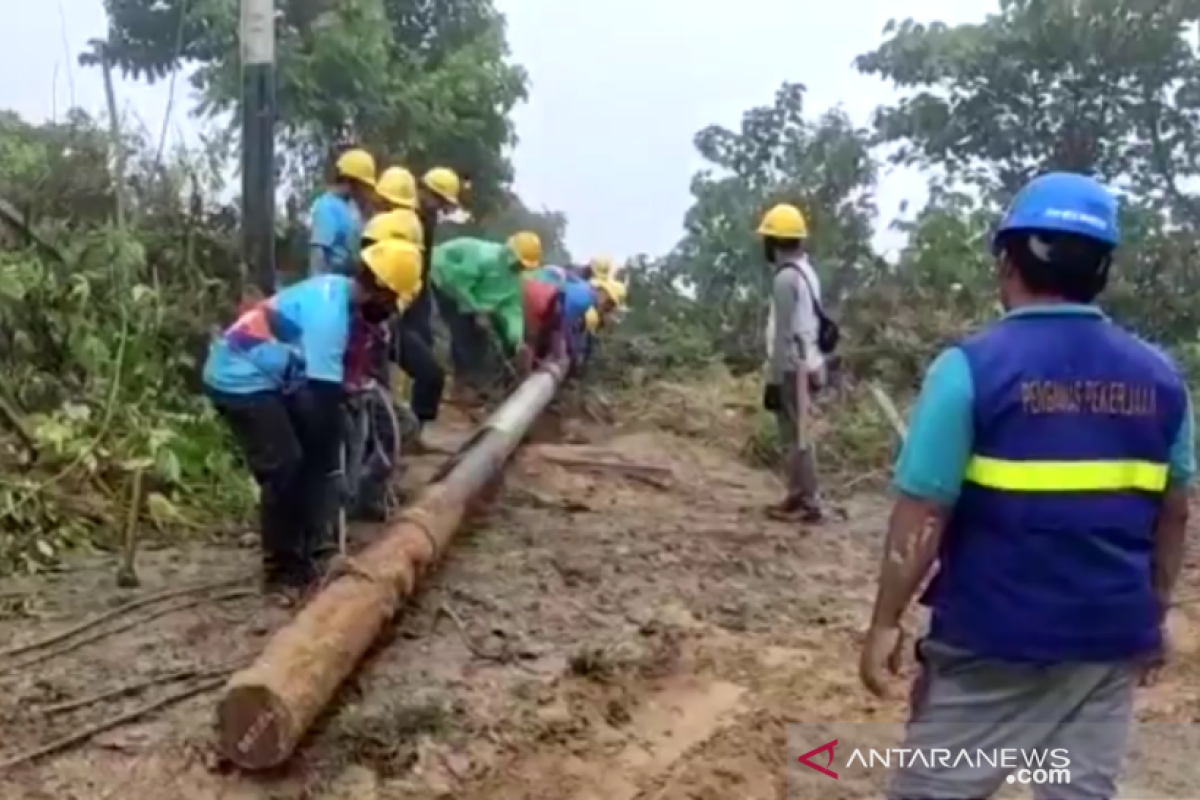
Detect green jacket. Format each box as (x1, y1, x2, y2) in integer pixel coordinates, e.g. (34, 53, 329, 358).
(430, 237, 524, 350)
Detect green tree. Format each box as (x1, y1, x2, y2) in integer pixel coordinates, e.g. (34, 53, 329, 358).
(665, 82, 878, 368)
(857, 0, 1200, 345)
(89, 0, 528, 211)
(855, 0, 1200, 210)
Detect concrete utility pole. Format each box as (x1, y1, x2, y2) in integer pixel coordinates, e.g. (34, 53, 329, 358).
(240, 0, 276, 294)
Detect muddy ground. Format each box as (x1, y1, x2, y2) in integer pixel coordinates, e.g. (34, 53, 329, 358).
(1, 388, 1200, 799)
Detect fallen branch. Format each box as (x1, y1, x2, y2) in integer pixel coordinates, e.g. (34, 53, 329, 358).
(507, 486, 592, 513)
(437, 603, 536, 672)
(534, 451, 673, 480)
(0, 675, 229, 773)
(37, 664, 238, 717)
(867, 382, 908, 440)
(0, 588, 254, 676)
(0, 196, 67, 264)
(538, 454, 674, 490)
(0, 389, 37, 461)
(0, 575, 252, 660)
(438, 602, 508, 663)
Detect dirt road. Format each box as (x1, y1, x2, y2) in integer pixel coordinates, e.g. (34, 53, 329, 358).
(1, 400, 1198, 799)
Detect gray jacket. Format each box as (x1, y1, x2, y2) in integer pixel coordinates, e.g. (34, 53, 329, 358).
(766, 257, 822, 383)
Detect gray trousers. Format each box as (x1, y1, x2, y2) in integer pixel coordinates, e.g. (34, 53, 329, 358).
(888, 639, 1137, 800)
(774, 370, 819, 502)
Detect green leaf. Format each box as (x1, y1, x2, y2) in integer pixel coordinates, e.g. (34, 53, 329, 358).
(154, 448, 182, 486)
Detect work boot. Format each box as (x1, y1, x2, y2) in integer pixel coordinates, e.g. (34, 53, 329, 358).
(261, 555, 316, 605)
(350, 479, 389, 522)
(765, 496, 825, 524)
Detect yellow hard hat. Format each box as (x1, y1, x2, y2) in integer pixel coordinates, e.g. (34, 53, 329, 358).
(592, 277, 627, 307)
(584, 307, 600, 333)
(507, 231, 542, 270)
(392, 208, 424, 249)
(335, 148, 377, 187)
(422, 167, 461, 206)
(605, 279, 628, 307)
(361, 239, 423, 302)
(756, 203, 808, 239)
(376, 166, 417, 209)
(589, 256, 613, 279)
(362, 210, 424, 249)
(362, 211, 403, 244)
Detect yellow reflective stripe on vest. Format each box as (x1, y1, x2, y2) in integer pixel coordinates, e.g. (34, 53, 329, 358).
(965, 457, 1168, 492)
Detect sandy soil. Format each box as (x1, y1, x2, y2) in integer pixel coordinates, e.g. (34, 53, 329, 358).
(0, 397, 1198, 800)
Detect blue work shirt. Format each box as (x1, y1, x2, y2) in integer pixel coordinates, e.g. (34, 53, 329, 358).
(895, 304, 1195, 503)
(203, 275, 354, 394)
(309, 191, 363, 276)
(560, 279, 596, 356)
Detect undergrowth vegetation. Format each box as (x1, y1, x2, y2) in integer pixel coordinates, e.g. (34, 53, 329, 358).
(0, 111, 254, 570)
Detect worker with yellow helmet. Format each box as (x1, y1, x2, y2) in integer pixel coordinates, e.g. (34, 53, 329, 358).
(430, 231, 542, 397)
(203, 239, 422, 598)
(345, 222, 430, 391)
(362, 209, 425, 250)
(574, 255, 614, 282)
(375, 167, 419, 211)
(356, 209, 443, 455)
(309, 147, 377, 276)
(393, 166, 463, 421)
(591, 276, 627, 317)
(355, 207, 443, 456)
(521, 269, 569, 373)
(758, 202, 828, 524)
(523, 264, 598, 374)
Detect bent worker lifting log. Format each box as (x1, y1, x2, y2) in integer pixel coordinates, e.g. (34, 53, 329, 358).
(215, 359, 568, 770)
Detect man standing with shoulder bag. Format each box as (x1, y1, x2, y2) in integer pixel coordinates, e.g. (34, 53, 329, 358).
(759, 202, 838, 524)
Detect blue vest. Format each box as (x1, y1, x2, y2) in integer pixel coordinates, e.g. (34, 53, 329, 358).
(926, 311, 1186, 662)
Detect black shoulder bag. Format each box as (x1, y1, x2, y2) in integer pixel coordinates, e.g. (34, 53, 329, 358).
(788, 265, 840, 355)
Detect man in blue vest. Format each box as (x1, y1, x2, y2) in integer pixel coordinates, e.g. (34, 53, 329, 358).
(860, 172, 1194, 800)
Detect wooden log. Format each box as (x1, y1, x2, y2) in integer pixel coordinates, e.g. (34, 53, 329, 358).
(216, 493, 451, 768)
(216, 366, 565, 770)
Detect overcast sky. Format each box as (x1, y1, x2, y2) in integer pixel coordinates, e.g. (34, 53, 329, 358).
(0, 0, 993, 261)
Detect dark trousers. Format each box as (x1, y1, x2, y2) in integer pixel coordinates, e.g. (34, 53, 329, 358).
(388, 320, 444, 423)
(433, 286, 491, 387)
(208, 388, 339, 584)
(531, 297, 567, 365)
(398, 286, 444, 419)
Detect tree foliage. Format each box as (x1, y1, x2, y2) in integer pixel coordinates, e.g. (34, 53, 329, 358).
(849, 0, 1200, 345)
(604, 0, 1200, 470)
(92, 0, 529, 211)
(855, 0, 1200, 205)
(611, 83, 878, 372)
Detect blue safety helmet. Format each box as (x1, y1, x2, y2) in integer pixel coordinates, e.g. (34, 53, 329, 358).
(992, 172, 1120, 254)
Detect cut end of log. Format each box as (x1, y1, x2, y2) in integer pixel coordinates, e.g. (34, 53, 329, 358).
(216, 683, 294, 770)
